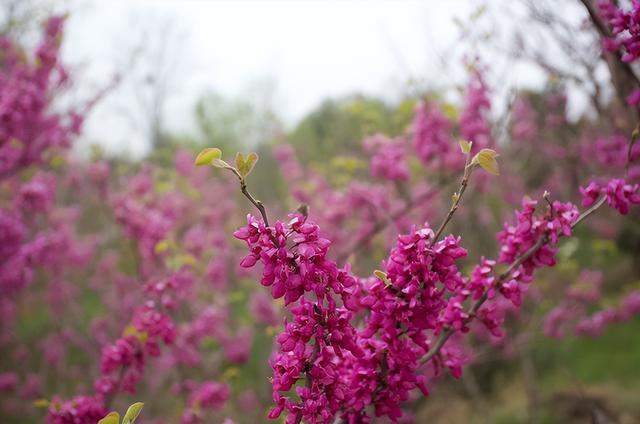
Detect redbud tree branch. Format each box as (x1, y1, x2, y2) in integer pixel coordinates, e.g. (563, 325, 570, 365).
(420, 194, 607, 365)
(228, 166, 279, 246)
(225, 165, 272, 227)
(432, 155, 474, 243)
(229, 168, 319, 423)
(240, 179, 271, 228)
(578, 0, 640, 124)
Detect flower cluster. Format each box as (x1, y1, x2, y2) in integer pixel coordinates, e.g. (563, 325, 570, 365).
(460, 69, 493, 151)
(96, 302, 176, 396)
(495, 199, 579, 306)
(599, 0, 640, 63)
(586, 135, 640, 171)
(111, 170, 182, 264)
(363, 134, 410, 182)
(510, 97, 538, 142)
(580, 178, 640, 214)
(180, 381, 230, 424)
(46, 395, 106, 424)
(336, 226, 468, 422)
(547, 289, 640, 338)
(599, 1, 640, 103)
(576, 291, 640, 336)
(249, 291, 280, 326)
(413, 101, 461, 170)
(0, 16, 81, 178)
(235, 213, 362, 423)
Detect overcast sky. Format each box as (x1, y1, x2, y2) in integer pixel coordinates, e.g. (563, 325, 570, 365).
(61, 0, 551, 156)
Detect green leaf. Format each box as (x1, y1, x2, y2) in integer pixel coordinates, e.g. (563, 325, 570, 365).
(33, 399, 49, 408)
(245, 152, 258, 175)
(123, 402, 144, 424)
(473, 148, 500, 176)
(234, 152, 245, 172)
(154, 240, 171, 254)
(194, 148, 222, 166)
(235, 152, 259, 178)
(98, 412, 120, 424)
(458, 140, 472, 154)
(374, 270, 387, 281)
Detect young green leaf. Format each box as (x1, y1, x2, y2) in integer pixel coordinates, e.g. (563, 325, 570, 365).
(458, 140, 472, 154)
(98, 411, 120, 424)
(244, 152, 258, 176)
(32, 399, 49, 408)
(154, 240, 171, 254)
(374, 270, 387, 281)
(123, 402, 144, 424)
(194, 148, 222, 166)
(473, 148, 500, 176)
(234, 152, 245, 173)
(235, 152, 259, 178)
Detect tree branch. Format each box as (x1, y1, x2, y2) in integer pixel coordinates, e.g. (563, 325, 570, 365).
(432, 160, 474, 244)
(420, 194, 607, 365)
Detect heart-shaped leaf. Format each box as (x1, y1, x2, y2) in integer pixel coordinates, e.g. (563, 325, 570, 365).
(235, 152, 259, 178)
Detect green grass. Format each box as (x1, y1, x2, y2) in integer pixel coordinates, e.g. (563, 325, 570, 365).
(538, 316, 640, 387)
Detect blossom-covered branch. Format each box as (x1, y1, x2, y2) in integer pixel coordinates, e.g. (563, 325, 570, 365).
(421, 194, 607, 365)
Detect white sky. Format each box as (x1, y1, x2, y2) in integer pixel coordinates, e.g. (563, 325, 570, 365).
(61, 0, 551, 157)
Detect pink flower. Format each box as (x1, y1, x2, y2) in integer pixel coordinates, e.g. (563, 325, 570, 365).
(460, 68, 493, 150)
(0, 372, 18, 391)
(46, 395, 106, 424)
(599, 1, 640, 63)
(249, 291, 280, 326)
(604, 178, 640, 215)
(579, 181, 602, 207)
(626, 88, 640, 105)
(413, 101, 461, 170)
(364, 134, 410, 182)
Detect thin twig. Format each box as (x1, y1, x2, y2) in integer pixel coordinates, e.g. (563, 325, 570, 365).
(432, 160, 473, 244)
(233, 172, 279, 246)
(240, 180, 270, 227)
(578, 0, 640, 110)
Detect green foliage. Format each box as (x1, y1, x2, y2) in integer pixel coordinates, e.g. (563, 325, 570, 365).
(194, 147, 222, 166)
(98, 402, 144, 424)
(97, 412, 120, 424)
(373, 270, 388, 281)
(234, 152, 259, 179)
(195, 147, 260, 182)
(123, 402, 144, 424)
(288, 95, 415, 165)
(472, 148, 500, 176)
(459, 139, 472, 154)
(194, 90, 282, 152)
